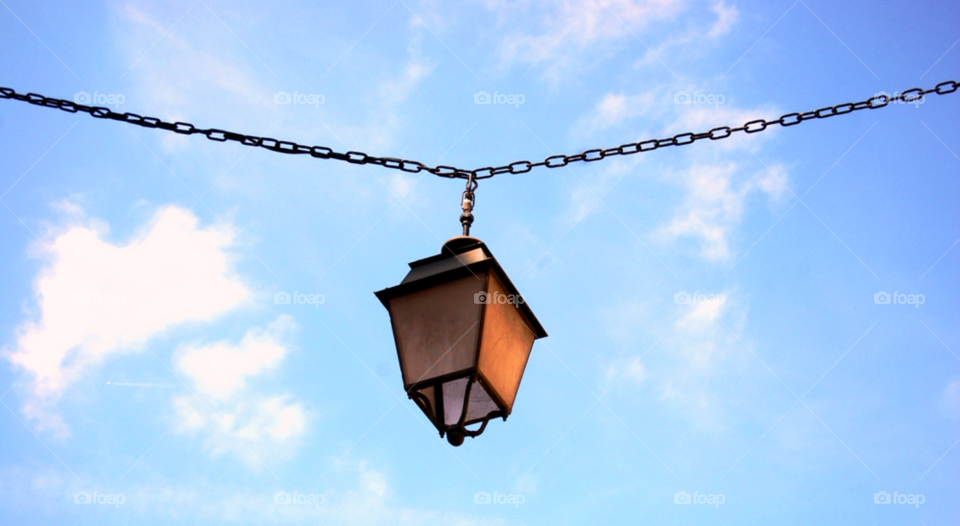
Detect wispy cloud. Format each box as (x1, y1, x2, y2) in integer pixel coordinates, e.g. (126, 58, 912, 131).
(572, 86, 788, 261)
(633, 0, 739, 67)
(488, 0, 688, 82)
(657, 161, 788, 260)
(177, 316, 294, 399)
(116, 1, 435, 155)
(707, 0, 738, 38)
(658, 292, 742, 430)
(173, 316, 307, 467)
(601, 289, 745, 432)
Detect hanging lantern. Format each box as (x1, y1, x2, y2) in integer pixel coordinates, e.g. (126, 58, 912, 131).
(374, 178, 547, 446)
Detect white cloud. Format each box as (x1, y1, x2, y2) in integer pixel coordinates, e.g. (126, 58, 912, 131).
(492, 0, 688, 81)
(657, 161, 788, 260)
(575, 91, 659, 133)
(600, 291, 748, 432)
(573, 84, 778, 138)
(4, 205, 249, 436)
(177, 316, 295, 398)
(116, 2, 435, 155)
(706, 1, 738, 38)
(634, 0, 739, 67)
(657, 294, 741, 430)
(756, 164, 789, 199)
(603, 357, 647, 389)
(675, 294, 726, 330)
(571, 84, 789, 261)
(488, 0, 735, 82)
(173, 316, 306, 467)
(379, 54, 434, 108)
(658, 163, 744, 260)
(670, 293, 731, 367)
(663, 102, 791, 261)
(173, 393, 306, 467)
(576, 88, 792, 429)
(667, 101, 779, 138)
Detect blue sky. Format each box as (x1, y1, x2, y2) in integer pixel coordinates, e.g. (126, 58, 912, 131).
(1, 0, 958, 524)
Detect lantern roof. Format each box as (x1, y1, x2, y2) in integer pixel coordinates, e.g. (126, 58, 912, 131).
(375, 236, 547, 339)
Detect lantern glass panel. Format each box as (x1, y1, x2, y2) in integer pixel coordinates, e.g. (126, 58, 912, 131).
(413, 385, 436, 422)
(464, 381, 500, 422)
(477, 272, 536, 411)
(440, 377, 501, 426)
(442, 378, 467, 426)
(387, 273, 487, 387)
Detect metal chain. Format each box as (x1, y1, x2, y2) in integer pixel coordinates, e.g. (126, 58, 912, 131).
(1, 81, 957, 181)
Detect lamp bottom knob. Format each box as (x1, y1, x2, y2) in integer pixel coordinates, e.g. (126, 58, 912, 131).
(446, 430, 465, 446)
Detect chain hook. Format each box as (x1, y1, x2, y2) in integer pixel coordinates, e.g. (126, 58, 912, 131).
(460, 173, 478, 236)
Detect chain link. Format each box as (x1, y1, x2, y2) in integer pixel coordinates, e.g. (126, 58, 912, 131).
(2, 81, 957, 180)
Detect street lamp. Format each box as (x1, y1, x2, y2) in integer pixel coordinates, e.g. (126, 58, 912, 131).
(374, 179, 547, 446)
